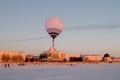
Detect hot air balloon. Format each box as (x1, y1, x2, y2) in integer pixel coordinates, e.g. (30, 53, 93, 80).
(45, 16, 64, 47)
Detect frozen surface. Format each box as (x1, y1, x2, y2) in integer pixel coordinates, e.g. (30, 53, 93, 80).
(0, 63, 120, 80)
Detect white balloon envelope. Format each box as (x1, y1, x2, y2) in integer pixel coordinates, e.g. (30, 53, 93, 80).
(45, 16, 64, 47)
(45, 16, 64, 39)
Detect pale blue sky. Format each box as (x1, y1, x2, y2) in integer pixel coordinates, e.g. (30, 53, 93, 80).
(0, 0, 120, 57)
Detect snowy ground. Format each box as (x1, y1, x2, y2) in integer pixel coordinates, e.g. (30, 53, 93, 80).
(0, 63, 120, 80)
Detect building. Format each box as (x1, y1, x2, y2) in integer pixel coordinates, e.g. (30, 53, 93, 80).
(39, 51, 48, 62)
(0, 50, 26, 62)
(82, 54, 102, 62)
(103, 53, 112, 62)
(40, 47, 83, 62)
(112, 58, 120, 62)
(103, 57, 112, 62)
(65, 53, 82, 62)
(39, 47, 66, 62)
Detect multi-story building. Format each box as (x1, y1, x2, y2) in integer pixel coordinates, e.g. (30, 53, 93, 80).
(0, 50, 26, 62)
(40, 47, 66, 62)
(82, 54, 102, 62)
(40, 47, 82, 62)
(65, 53, 82, 62)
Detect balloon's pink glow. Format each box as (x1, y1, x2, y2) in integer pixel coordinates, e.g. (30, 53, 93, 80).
(45, 17, 64, 31)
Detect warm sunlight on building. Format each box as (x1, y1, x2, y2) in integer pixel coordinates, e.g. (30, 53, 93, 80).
(82, 54, 102, 62)
(40, 47, 82, 62)
(0, 50, 26, 62)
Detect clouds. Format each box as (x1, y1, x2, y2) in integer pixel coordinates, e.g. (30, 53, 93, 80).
(11, 23, 120, 42)
(65, 24, 120, 31)
(11, 36, 49, 42)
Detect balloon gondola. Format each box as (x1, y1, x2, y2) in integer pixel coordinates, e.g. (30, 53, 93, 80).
(45, 17, 64, 47)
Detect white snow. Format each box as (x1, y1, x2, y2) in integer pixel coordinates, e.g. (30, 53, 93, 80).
(0, 63, 120, 80)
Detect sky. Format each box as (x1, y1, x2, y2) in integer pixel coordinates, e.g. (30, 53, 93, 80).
(0, 0, 120, 57)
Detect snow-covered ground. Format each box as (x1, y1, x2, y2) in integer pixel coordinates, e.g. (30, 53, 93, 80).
(0, 63, 120, 80)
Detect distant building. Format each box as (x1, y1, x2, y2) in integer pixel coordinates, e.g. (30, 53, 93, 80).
(112, 58, 120, 62)
(25, 54, 34, 62)
(65, 53, 82, 62)
(103, 57, 112, 62)
(39, 47, 66, 62)
(103, 53, 112, 62)
(39, 47, 83, 62)
(39, 51, 48, 62)
(0, 50, 26, 62)
(82, 54, 102, 62)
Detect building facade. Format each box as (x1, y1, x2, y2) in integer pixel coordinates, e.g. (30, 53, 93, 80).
(82, 54, 102, 62)
(0, 50, 26, 62)
(40, 47, 66, 62)
(65, 53, 82, 62)
(40, 47, 83, 62)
